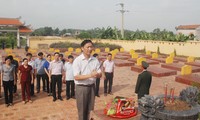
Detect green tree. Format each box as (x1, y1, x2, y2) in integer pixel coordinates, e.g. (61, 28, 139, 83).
(60, 29, 67, 36)
(54, 28, 60, 36)
(101, 27, 116, 39)
(77, 32, 92, 39)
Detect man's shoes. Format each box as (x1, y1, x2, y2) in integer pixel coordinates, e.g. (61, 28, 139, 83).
(5, 104, 9, 107)
(71, 96, 76, 99)
(108, 92, 113, 95)
(58, 97, 63, 101)
(53, 98, 57, 102)
(9, 103, 13, 106)
(28, 100, 33, 103)
(66, 97, 70, 100)
(31, 94, 36, 97)
(22, 101, 26, 104)
(104, 93, 107, 96)
(96, 95, 100, 97)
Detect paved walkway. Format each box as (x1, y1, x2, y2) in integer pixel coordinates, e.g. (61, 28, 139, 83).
(0, 49, 189, 120)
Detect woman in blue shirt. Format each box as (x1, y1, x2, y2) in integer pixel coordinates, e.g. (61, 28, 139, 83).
(1, 56, 16, 107)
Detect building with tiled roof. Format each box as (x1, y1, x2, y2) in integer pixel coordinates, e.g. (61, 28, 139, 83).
(175, 25, 200, 39)
(0, 17, 32, 48)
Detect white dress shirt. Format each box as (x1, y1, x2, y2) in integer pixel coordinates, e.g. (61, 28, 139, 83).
(103, 59, 114, 73)
(73, 53, 101, 85)
(49, 60, 64, 75)
(64, 62, 74, 81)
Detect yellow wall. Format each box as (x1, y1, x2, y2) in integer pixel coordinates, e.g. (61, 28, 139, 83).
(29, 37, 200, 57)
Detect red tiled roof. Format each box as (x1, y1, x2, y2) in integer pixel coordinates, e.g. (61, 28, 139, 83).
(0, 18, 23, 26)
(19, 26, 32, 33)
(176, 25, 200, 30)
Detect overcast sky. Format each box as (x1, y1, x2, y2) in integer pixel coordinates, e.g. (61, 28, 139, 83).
(0, 0, 199, 32)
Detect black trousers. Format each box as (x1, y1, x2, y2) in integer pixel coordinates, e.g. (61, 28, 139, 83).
(66, 80, 75, 98)
(3, 81, 14, 104)
(95, 78, 100, 95)
(30, 83, 34, 96)
(13, 84, 17, 93)
(44, 74, 50, 93)
(104, 72, 113, 93)
(36, 74, 46, 92)
(51, 75, 62, 99)
(13, 74, 17, 93)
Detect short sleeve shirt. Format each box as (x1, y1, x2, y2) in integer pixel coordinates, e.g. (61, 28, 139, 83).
(19, 65, 32, 81)
(22, 59, 35, 73)
(1, 64, 15, 81)
(73, 53, 101, 85)
(49, 60, 64, 75)
(43, 61, 50, 70)
(103, 60, 114, 73)
(34, 58, 46, 75)
(64, 62, 74, 81)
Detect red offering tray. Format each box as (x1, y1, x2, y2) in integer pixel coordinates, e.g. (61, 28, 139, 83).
(104, 96, 137, 119)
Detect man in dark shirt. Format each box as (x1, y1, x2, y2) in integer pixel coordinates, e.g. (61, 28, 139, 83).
(135, 61, 152, 99)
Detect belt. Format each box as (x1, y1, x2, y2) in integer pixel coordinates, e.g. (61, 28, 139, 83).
(51, 74, 62, 76)
(105, 72, 113, 74)
(77, 83, 95, 87)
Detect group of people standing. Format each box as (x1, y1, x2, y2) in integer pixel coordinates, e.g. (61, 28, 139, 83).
(0, 39, 116, 120)
(0, 51, 77, 106)
(0, 39, 153, 120)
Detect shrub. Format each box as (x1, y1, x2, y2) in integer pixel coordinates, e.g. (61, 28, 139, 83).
(49, 41, 122, 51)
(49, 42, 80, 48)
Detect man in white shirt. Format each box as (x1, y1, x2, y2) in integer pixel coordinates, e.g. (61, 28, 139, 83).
(63, 55, 75, 100)
(49, 52, 64, 102)
(26, 53, 35, 96)
(73, 40, 102, 120)
(93, 53, 102, 97)
(103, 53, 114, 96)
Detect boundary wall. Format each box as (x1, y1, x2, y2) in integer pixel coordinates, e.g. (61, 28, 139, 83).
(30, 37, 200, 57)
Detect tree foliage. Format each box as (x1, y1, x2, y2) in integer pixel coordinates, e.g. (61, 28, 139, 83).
(0, 33, 17, 48)
(31, 26, 194, 42)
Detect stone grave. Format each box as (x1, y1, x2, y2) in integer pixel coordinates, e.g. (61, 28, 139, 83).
(114, 59, 134, 67)
(128, 58, 159, 65)
(131, 65, 177, 77)
(185, 62, 200, 67)
(175, 65, 200, 86)
(161, 63, 200, 73)
(175, 74, 200, 85)
(174, 56, 187, 62)
(150, 57, 178, 63)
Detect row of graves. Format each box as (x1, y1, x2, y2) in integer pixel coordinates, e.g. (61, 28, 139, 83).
(107, 48, 200, 86)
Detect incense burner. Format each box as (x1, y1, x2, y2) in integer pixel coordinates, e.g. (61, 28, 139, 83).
(138, 87, 200, 120)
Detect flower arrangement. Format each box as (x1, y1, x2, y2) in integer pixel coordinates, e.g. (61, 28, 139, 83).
(104, 96, 137, 119)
